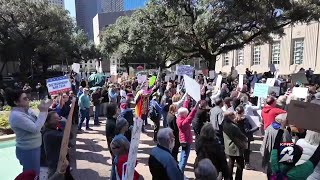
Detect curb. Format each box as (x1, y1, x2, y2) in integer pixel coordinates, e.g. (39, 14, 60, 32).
(0, 134, 16, 142)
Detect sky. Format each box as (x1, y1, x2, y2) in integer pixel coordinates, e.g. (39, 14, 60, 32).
(65, 0, 76, 18)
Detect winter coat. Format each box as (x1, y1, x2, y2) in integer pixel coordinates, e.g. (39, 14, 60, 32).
(261, 105, 286, 129)
(223, 119, 248, 156)
(296, 139, 320, 180)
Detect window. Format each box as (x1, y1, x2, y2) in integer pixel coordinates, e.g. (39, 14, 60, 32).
(271, 42, 281, 64)
(236, 49, 244, 66)
(292, 39, 304, 64)
(222, 54, 230, 66)
(252, 46, 261, 65)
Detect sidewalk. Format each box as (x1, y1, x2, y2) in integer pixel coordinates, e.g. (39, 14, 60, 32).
(70, 118, 267, 180)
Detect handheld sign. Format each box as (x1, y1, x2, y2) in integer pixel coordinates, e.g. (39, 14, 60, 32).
(291, 73, 308, 85)
(56, 98, 76, 173)
(292, 87, 309, 99)
(71, 63, 80, 73)
(149, 76, 157, 87)
(287, 100, 320, 133)
(46, 76, 72, 95)
(165, 75, 171, 82)
(215, 75, 223, 88)
(209, 70, 215, 79)
(183, 75, 201, 102)
(266, 78, 276, 86)
(137, 75, 147, 84)
(176, 65, 194, 77)
(253, 83, 269, 98)
(238, 74, 244, 89)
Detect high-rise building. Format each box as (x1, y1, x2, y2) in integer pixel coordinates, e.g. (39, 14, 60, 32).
(102, 0, 124, 12)
(124, 0, 147, 10)
(28, 0, 65, 8)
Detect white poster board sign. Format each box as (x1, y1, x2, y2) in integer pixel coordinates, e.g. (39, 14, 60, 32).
(253, 83, 269, 98)
(215, 75, 223, 88)
(46, 76, 72, 95)
(165, 76, 171, 82)
(137, 75, 147, 84)
(238, 74, 244, 89)
(110, 65, 117, 75)
(71, 63, 80, 73)
(176, 65, 194, 77)
(183, 75, 201, 102)
(209, 70, 215, 79)
(292, 87, 309, 98)
(270, 64, 276, 72)
(266, 78, 276, 86)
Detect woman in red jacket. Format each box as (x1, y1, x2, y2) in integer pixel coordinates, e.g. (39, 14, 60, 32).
(176, 96, 199, 173)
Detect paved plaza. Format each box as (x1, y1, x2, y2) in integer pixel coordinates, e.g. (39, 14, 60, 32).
(70, 118, 267, 180)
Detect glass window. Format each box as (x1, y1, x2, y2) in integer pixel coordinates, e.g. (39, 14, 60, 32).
(271, 42, 281, 65)
(236, 49, 244, 66)
(252, 46, 261, 65)
(292, 39, 304, 64)
(222, 54, 230, 66)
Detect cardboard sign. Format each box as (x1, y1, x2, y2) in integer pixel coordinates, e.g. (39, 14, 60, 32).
(266, 78, 276, 86)
(287, 100, 320, 133)
(184, 74, 201, 102)
(253, 83, 269, 98)
(238, 74, 244, 88)
(137, 75, 147, 84)
(176, 65, 194, 77)
(215, 75, 223, 88)
(46, 76, 72, 95)
(148, 76, 157, 87)
(292, 87, 309, 98)
(110, 65, 117, 75)
(209, 70, 215, 79)
(71, 63, 80, 73)
(165, 75, 171, 82)
(268, 86, 280, 96)
(291, 73, 308, 85)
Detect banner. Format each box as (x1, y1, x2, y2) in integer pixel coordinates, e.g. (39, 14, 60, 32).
(176, 65, 194, 77)
(253, 83, 269, 98)
(287, 100, 320, 133)
(292, 87, 309, 98)
(183, 75, 200, 102)
(71, 63, 80, 73)
(46, 76, 72, 95)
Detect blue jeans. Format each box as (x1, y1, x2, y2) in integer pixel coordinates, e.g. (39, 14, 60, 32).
(78, 108, 90, 129)
(16, 146, 41, 174)
(162, 111, 168, 128)
(179, 143, 191, 172)
(94, 104, 101, 124)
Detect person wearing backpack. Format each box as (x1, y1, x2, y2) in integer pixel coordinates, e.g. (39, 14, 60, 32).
(149, 95, 162, 142)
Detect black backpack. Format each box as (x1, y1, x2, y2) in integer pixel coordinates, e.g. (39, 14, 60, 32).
(149, 105, 160, 120)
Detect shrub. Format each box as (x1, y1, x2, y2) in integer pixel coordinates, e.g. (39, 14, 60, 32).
(2, 105, 11, 111)
(0, 111, 10, 129)
(30, 100, 41, 109)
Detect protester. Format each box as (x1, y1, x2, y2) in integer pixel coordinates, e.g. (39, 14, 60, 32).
(195, 158, 218, 180)
(166, 104, 180, 161)
(223, 111, 248, 180)
(261, 96, 286, 129)
(160, 90, 171, 128)
(108, 84, 118, 104)
(106, 104, 118, 158)
(149, 95, 162, 142)
(210, 98, 224, 144)
(260, 113, 292, 178)
(192, 100, 209, 139)
(23, 83, 32, 99)
(239, 95, 261, 116)
(78, 88, 92, 131)
(36, 83, 46, 100)
(56, 93, 71, 119)
(91, 88, 103, 126)
(118, 102, 134, 141)
(115, 117, 130, 142)
(7, 88, 51, 175)
(148, 128, 184, 180)
(176, 97, 199, 172)
(194, 123, 229, 179)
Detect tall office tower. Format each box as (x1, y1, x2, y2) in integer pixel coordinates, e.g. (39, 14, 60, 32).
(103, 0, 124, 12)
(28, 0, 65, 8)
(124, 0, 147, 10)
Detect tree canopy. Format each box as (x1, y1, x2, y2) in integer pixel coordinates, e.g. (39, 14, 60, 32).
(99, 0, 320, 70)
(0, 0, 99, 74)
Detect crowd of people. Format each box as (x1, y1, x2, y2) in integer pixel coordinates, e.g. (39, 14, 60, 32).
(4, 67, 320, 180)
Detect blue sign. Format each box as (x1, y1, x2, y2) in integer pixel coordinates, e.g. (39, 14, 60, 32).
(253, 83, 269, 98)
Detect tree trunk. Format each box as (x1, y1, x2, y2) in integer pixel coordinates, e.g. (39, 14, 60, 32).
(207, 55, 217, 71)
(125, 60, 129, 75)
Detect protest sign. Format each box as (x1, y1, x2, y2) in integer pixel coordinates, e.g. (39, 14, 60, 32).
(253, 83, 269, 98)
(268, 86, 280, 96)
(238, 74, 244, 88)
(149, 76, 157, 87)
(165, 75, 171, 82)
(46, 76, 72, 95)
(183, 74, 201, 102)
(137, 75, 147, 84)
(270, 64, 276, 72)
(292, 87, 309, 98)
(266, 78, 276, 86)
(71, 63, 80, 73)
(209, 70, 215, 79)
(56, 98, 76, 173)
(122, 72, 128, 79)
(215, 75, 223, 88)
(291, 73, 308, 85)
(110, 65, 117, 75)
(287, 100, 320, 133)
(176, 65, 194, 77)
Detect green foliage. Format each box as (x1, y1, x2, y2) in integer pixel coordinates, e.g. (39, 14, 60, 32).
(29, 100, 41, 109)
(99, 0, 320, 70)
(0, 111, 10, 129)
(2, 105, 11, 111)
(0, 0, 99, 73)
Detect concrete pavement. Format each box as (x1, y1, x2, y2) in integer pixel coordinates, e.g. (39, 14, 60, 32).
(70, 118, 267, 180)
